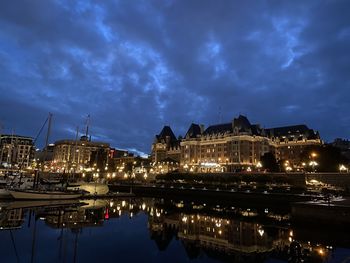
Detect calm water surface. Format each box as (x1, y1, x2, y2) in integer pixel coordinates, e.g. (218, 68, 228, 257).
(0, 198, 349, 263)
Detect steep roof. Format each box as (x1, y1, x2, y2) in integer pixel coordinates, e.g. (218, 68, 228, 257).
(204, 123, 232, 135)
(233, 115, 251, 130)
(157, 126, 177, 142)
(185, 123, 202, 138)
(266, 125, 319, 139)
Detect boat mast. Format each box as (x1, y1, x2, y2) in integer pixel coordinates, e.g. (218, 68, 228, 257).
(44, 113, 53, 152)
(85, 114, 90, 139)
(0, 124, 3, 168)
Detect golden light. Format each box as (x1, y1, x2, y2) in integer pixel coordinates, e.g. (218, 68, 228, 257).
(339, 164, 347, 172)
(318, 248, 324, 256)
(258, 229, 264, 237)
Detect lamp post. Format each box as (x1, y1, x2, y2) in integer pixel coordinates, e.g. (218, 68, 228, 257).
(309, 152, 318, 173)
(309, 161, 318, 173)
(256, 161, 262, 172)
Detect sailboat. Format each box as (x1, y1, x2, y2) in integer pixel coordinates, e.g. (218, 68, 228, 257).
(8, 113, 82, 200)
(8, 189, 82, 200)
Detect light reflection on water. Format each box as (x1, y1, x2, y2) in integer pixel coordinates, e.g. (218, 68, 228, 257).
(0, 198, 349, 263)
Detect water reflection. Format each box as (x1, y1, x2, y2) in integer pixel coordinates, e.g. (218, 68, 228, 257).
(0, 198, 348, 263)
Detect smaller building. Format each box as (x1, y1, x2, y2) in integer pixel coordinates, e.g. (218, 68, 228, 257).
(0, 134, 34, 169)
(53, 136, 110, 172)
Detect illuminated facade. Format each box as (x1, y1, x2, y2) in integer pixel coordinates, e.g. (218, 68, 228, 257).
(0, 134, 34, 168)
(267, 125, 322, 168)
(53, 136, 110, 171)
(179, 115, 322, 172)
(181, 116, 272, 172)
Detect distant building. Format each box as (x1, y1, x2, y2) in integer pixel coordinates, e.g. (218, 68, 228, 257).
(53, 136, 110, 172)
(35, 143, 55, 163)
(0, 134, 34, 168)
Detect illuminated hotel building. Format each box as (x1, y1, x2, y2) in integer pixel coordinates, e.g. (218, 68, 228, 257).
(153, 115, 322, 172)
(181, 115, 272, 172)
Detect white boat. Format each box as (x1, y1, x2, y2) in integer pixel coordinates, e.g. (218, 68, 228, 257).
(67, 182, 109, 195)
(0, 177, 36, 199)
(9, 189, 82, 200)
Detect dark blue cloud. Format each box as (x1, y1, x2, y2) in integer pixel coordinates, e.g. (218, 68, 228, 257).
(0, 0, 349, 155)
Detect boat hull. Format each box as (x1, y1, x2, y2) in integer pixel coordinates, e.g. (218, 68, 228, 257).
(0, 188, 11, 199)
(9, 190, 81, 200)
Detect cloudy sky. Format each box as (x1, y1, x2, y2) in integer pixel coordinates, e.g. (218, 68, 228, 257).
(0, 0, 349, 155)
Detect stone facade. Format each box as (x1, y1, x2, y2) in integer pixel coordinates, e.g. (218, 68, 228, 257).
(181, 116, 272, 172)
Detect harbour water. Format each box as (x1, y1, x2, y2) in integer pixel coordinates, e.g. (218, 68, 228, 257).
(0, 198, 349, 263)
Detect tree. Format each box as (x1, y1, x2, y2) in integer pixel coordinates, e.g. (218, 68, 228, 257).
(300, 145, 349, 172)
(260, 152, 279, 172)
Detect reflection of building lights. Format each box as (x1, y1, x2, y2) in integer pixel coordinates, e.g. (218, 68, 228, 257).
(142, 203, 146, 210)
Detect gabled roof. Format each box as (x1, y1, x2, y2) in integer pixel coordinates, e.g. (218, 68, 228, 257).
(233, 115, 251, 130)
(156, 126, 177, 142)
(185, 123, 202, 138)
(266, 125, 319, 139)
(204, 123, 232, 135)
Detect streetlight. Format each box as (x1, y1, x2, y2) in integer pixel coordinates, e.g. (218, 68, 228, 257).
(256, 162, 262, 172)
(309, 161, 318, 172)
(339, 164, 348, 173)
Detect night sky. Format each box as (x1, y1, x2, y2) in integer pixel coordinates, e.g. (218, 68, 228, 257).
(0, 1, 349, 156)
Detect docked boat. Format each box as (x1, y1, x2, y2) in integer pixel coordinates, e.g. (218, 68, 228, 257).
(8, 189, 82, 200)
(67, 182, 109, 195)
